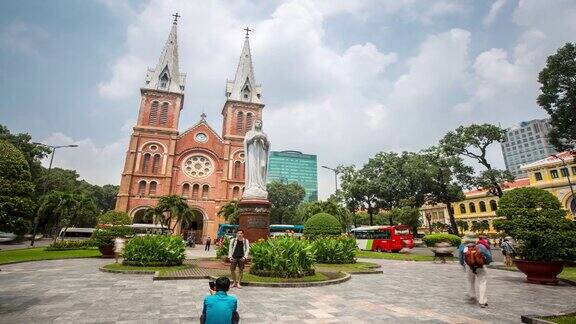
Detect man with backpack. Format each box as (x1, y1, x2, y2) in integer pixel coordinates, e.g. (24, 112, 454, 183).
(459, 232, 493, 308)
(501, 236, 516, 267)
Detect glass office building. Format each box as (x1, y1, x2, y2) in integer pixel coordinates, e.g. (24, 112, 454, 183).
(501, 119, 558, 178)
(267, 150, 318, 202)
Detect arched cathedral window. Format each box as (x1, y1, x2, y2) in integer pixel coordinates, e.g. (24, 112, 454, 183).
(236, 112, 244, 133)
(246, 113, 253, 130)
(149, 101, 159, 125)
(138, 181, 146, 195)
(202, 185, 209, 199)
(142, 153, 151, 173)
(159, 102, 169, 126)
(182, 183, 190, 197)
(148, 181, 157, 195)
(192, 184, 199, 200)
(152, 154, 161, 174)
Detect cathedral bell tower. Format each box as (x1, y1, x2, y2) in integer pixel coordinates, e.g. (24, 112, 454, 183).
(116, 14, 186, 215)
(221, 28, 265, 199)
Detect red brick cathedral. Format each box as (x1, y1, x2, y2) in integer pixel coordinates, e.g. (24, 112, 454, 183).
(115, 19, 264, 242)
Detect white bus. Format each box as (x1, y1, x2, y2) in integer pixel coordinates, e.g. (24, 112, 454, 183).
(58, 228, 94, 240)
(130, 223, 170, 235)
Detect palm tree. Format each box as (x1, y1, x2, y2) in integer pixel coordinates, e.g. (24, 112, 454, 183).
(148, 195, 192, 232)
(217, 200, 239, 224)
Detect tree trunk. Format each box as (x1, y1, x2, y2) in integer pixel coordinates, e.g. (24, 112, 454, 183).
(446, 203, 460, 236)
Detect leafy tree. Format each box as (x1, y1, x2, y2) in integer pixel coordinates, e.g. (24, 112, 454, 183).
(217, 200, 239, 225)
(537, 43, 576, 151)
(297, 200, 352, 230)
(338, 166, 379, 226)
(440, 124, 514, 197)
(146, 195, 192, 232)
(420, 147, 473, 236)
(38, 191, 98, 241)
(0, 140, 36, 235)
(456, 220, 469, 232)
(432, 222, 448, 233)
(98, 210, 131, 225)
(0, 124, 50, 186)
(267, 180, 306, 224)
(494, 187, 576, 261)
(388, 206, 422, 235)
(471, 220, 489, 233)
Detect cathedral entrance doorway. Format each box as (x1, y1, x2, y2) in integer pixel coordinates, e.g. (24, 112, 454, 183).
(132, 207, 153, 224)
(181, 208, 205, 244)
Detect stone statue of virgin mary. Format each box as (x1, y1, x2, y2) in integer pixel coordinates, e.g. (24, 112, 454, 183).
(243, 119, 270, 199)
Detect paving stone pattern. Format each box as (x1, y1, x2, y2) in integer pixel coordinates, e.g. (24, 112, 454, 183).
(1, 258, 574, 323)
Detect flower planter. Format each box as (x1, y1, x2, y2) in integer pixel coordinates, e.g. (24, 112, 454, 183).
(513, 259, 564, 285)
(99, 245, 115, 258)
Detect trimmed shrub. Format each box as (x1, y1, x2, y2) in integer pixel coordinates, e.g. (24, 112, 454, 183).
(91, 226, 134, 248)
(250, 236, 315, 278)
(422, 233, 461, 247)
(304, 213, 342, 238)
(495, 187, 576, 262)
(45, 240, 95, 250)
(98, 211, 131, 226)
(313, 236, 356, 264)
(122, 235, 185, 266)
(216, 236, 230, 259)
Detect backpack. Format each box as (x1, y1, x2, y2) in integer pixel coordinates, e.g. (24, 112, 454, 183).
(464, 245, 485, 273)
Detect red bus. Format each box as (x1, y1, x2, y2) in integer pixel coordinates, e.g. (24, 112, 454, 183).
(350, 225, 414, 252)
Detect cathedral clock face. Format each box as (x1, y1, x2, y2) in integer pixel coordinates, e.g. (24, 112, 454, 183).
(195, 132, 208, 142)
(183, 155, 214, 178)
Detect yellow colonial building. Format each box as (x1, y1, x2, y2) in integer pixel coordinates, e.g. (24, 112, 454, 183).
(420, 151, 576, 234)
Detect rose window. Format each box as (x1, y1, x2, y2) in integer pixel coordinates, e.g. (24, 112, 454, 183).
(183, 155, 214, 178)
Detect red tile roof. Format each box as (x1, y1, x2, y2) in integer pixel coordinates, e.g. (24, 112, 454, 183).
(464, 177, 531, 197)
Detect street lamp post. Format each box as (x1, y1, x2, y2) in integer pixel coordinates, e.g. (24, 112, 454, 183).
(321, 165, 339, 193)
(30, 143, 78, 247)
(552, 152, 576, 218)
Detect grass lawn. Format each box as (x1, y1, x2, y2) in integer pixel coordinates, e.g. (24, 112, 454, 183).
(542, 314, 576, 324)
(241, 272, 331, 283)
(103, 263, 191, 275)
(315, 261, 380, 273)
(356, 250, 449, 261)
(558, 267, 576, 282)
(0, 247, 101, 265)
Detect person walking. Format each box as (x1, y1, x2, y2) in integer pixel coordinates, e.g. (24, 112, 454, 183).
(228, 229, 249, 288)
(205, 236, 211, 252)
(501, 236, 516, 267)
(114, 236, 125, 264)
(201, 276, 240, 324)
(459, 232, 493, 308)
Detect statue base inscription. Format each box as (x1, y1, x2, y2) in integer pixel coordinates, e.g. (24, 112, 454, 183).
(238, 199, 271, 243)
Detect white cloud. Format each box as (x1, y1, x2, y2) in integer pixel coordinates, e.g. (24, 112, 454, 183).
(40, 125, 131, 186)
(483, 0, 508, 26)
(0, 21, 48, 56)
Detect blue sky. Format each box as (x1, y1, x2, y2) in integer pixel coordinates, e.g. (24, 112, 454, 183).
(1, 0, 575, 198)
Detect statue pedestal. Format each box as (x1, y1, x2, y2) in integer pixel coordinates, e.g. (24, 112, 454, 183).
(238, 199, 271, 243)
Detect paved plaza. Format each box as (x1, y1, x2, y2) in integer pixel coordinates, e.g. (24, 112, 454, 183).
(1, 257, 574, 323)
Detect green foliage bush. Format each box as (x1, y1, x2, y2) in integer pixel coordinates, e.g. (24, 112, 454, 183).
(90, 226, 134, 247)
(495, 187, 576, 262)
(312, 236, 356, 264)
(122, 235, 185, 266)
(250, 236, 315, 278)
(216, 236, 230, 259)
(98, 211, 131, 226)
(303, 213, 342, 238)
(46, 240, 95, 250)
(422, 233, 462, 247)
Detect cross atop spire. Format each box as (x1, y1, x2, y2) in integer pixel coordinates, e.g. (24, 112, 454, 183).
(225, 29, 262, 104)
(243, 27, 252, 38)
(172, 13, 181, 25)
(143, 16, 186, 94)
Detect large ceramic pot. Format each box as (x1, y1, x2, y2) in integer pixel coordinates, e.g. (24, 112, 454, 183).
(513, 259, 564, 285)
(98, 245, 115, 258)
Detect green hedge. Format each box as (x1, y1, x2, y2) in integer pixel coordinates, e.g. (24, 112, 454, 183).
(422, 233, 461, 247)
(45, 240, 96, 250)
(122, 235, 185, 266)
(304, 213, 342, 238)
(91, 226, 134, 247)
(313, 236, 356, 264)
(216, 236, 230, 259)
(250, 236, 315, 278)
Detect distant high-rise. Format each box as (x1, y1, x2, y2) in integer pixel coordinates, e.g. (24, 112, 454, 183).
(501, 119, 557, 178)
(267, 151, 318, 202)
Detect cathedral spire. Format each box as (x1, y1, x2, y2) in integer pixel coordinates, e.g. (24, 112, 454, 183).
(144, 14, 186, 94)
(226, 28, 262, 104)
